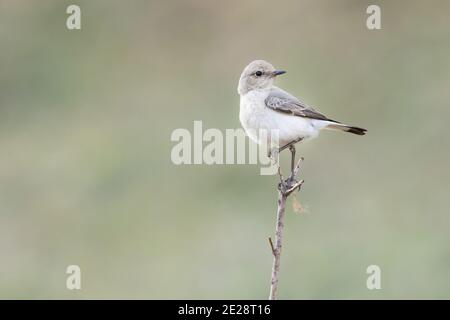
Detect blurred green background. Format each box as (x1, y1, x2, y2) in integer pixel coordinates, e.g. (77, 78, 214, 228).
(1, 0, 450, 299)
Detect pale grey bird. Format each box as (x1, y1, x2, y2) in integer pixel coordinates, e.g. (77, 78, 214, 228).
(238, 60, 366, 174)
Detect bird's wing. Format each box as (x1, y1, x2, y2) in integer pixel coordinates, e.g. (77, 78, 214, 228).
(265, 86, 338, 123)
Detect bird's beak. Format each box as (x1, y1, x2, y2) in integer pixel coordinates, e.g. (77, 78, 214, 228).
(272, 70, 286, 77)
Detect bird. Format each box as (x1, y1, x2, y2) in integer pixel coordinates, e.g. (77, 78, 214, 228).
(238, 59, 366, 178)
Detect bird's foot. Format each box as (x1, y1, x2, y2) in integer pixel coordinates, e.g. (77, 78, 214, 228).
(277, 157, 304, 196)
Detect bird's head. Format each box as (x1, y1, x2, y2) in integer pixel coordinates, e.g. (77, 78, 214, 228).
(237, 60, 286, 95)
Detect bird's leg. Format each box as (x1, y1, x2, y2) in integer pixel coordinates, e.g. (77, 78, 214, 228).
(288, 145, 296, 182)
(278, 137, 303, 154)
(277, 138, 303, 190)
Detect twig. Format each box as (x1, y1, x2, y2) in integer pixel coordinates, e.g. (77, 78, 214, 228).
(268, 186, 287, 300)
(268, 237, 276, 257)
(268, 159, 304, 300)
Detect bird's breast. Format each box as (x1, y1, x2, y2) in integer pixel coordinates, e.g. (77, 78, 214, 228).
(239, 91, 270, 130)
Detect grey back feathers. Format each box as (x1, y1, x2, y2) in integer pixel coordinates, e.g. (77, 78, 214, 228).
(265, 86, 335, 122)
(265, 87, 367, 135)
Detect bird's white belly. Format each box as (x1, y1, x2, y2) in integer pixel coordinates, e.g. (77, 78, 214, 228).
(240, 93, 320, 146)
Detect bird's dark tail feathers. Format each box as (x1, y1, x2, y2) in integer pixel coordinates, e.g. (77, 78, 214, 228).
(327, 123, 367, 136)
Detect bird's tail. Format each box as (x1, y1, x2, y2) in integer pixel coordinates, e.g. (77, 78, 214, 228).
(326, 123, 367, 136)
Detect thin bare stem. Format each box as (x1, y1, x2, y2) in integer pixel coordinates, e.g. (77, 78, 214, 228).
(268, 158, 304, 300)
(269, 188, 287, 300)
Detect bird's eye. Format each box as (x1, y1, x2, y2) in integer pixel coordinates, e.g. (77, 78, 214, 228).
(255, 71, 263, 77)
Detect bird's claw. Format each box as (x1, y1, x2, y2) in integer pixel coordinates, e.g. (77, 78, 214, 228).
(279, 177, 303, 196)
(277, 165, 304, 196)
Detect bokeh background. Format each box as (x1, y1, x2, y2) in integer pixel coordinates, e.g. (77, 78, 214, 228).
(1, 0, 450, 299)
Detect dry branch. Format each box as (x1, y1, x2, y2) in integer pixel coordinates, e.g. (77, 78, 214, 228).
(268, 157, 304, 300)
